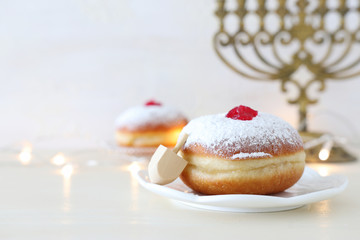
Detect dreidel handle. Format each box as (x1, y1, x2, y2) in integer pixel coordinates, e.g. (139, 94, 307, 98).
(173, 133, 189, 153)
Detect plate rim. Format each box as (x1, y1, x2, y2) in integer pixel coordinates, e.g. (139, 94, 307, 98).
(135, 167, 348, 211)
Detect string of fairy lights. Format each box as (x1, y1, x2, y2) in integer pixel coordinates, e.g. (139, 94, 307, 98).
(0, 138, 151, 181)
(0, 142, 122, 180)
(0, 135, 356, 184)
(0, 132, 350, 172)
(15, 146, 78, 178)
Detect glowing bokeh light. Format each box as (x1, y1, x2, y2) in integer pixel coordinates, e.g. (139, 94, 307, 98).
(51, 153, 66, 166)
(18, 146, 32, 165)
(61, 164, 74, 179)
(319, 149, 330, 161)
(127, 162, 141, 176)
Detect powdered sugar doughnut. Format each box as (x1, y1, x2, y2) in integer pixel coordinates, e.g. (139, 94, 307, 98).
(179, 105, 305, 195)
(115, 101, 188, 147)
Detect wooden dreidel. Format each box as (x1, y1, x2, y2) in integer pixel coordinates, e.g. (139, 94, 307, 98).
(148, 133, 189, 185)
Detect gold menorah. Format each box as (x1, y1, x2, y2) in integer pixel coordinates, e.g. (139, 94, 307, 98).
(213, 0, 360, 162)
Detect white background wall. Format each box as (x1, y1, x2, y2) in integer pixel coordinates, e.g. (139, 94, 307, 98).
(0, 0, 359, 148)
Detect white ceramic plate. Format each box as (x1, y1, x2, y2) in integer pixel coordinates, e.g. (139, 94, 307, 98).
(135, 167, 348, 212)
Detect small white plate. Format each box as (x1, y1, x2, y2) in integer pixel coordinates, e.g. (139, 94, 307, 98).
(135, 167, 348, 212)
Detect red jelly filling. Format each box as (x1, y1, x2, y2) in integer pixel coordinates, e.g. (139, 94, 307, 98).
(226, 105, 258, 120)
(145, 100, 162, 106)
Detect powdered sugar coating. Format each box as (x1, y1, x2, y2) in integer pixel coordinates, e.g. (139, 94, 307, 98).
(231, 152, 273, 160)
(181, 112, 303, 159)
(115, 105, 187, 131)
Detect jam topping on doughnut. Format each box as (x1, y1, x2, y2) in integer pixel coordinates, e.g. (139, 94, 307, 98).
(145, 100, 162, 106)
(226, 105, 258, 121)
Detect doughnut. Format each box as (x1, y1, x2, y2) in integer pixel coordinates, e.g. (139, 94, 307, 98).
(115, 100, 188, 148)
(179, 105, 305, 195)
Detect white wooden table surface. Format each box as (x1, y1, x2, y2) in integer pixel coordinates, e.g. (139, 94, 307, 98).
(0, 147, 359, 239)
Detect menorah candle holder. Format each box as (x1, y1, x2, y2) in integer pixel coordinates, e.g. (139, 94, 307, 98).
(213, 0, 359, 162)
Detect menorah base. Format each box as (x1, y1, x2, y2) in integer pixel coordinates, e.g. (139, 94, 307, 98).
(300, 132, 357, 163)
